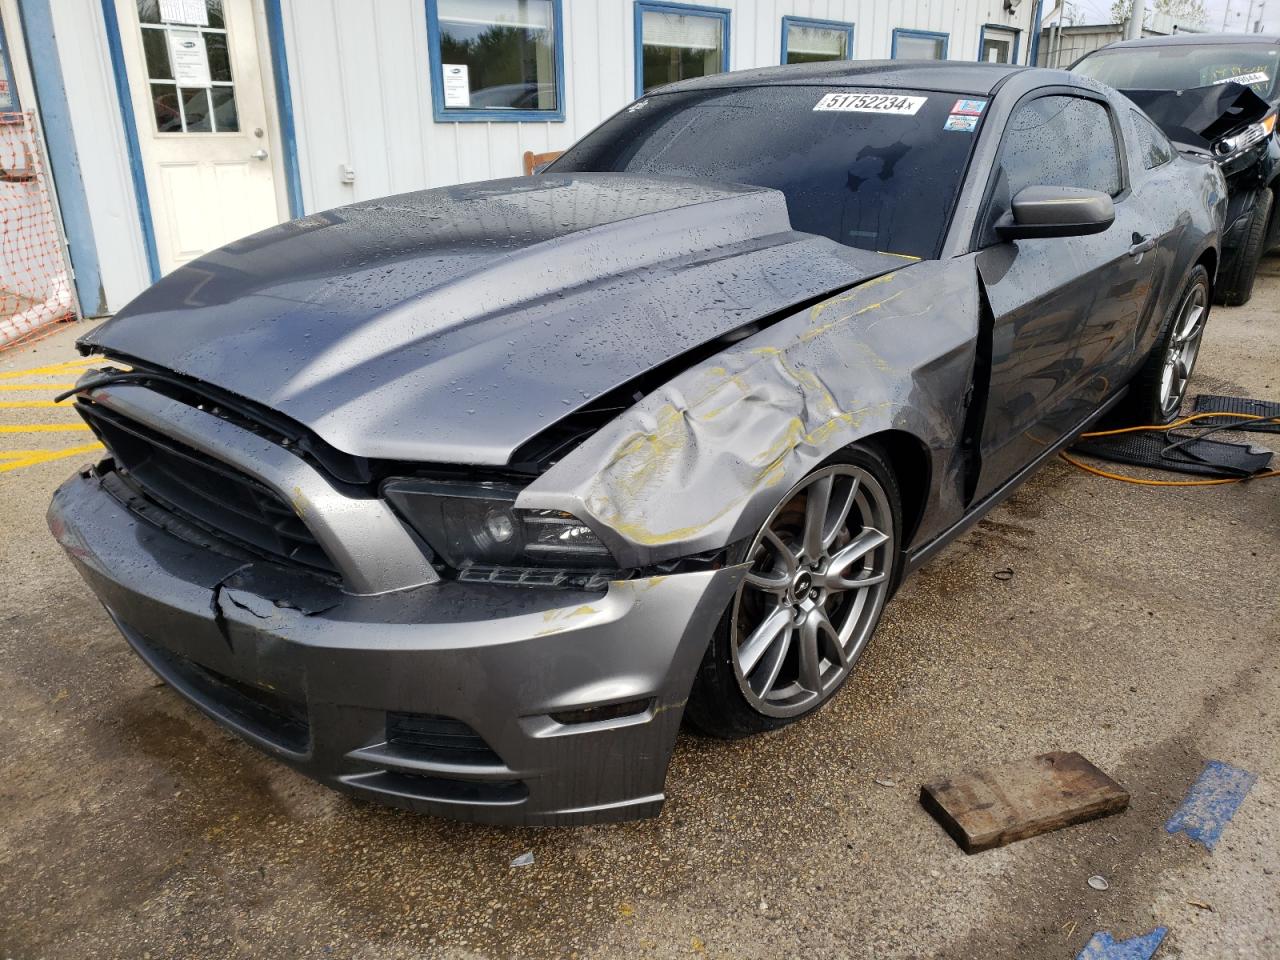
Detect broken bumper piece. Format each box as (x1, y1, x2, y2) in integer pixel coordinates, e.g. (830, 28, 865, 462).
(48, 469, 742, 826)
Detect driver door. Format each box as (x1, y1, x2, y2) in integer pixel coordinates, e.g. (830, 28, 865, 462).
(971, 93, 1157, 502)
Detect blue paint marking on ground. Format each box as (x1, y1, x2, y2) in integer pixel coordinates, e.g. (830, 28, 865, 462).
(1076, 927, 1169, 960)
(1165, 760, 1258, 851)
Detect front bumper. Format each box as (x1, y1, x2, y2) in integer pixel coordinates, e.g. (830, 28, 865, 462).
(49, 468, 742, 826)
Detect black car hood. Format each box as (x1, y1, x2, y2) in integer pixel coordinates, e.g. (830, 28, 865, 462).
(83, 173, 906, 465)
(1124, 82, 1273, 150)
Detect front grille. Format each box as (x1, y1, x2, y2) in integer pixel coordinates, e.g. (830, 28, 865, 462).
(80, 400, 339, 577)
(386, 712, 504, 767)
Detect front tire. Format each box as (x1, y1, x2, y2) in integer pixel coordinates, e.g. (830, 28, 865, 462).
(685, 445, 902, 739)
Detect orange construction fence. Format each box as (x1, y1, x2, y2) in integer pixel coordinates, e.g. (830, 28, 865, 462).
(0, 111, 78, 350)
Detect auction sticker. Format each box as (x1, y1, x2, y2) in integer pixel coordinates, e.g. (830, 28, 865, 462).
(1214, 71, 1270, 86)
(813, 92, 927, 115)
(951, 98, 988, 116)
(944, 114, 979, 132)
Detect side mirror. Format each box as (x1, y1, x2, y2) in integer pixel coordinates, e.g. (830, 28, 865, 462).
(996, 186, 1115, 240)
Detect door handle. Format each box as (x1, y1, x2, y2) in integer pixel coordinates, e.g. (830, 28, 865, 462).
(1128, 235, 1157, 257)
(250, 148, 269, 160)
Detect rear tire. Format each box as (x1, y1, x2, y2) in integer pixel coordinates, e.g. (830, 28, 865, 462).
(1124, 264, 1211, 426)
(1217, 188, 1273, 307)
(685, 444, 902, 740)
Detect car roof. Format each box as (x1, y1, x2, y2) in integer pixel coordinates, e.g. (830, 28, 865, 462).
(654, 60, 1032, 97)
(1099, 32, 1280, 49)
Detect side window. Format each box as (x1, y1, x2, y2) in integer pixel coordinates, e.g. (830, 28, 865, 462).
(1131, 110, 1176, 169)
(981, 95, 1123, 244)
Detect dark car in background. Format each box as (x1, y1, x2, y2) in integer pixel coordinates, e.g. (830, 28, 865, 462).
(1074, 34, 1280, 305)
(49, 63, 1224, 825)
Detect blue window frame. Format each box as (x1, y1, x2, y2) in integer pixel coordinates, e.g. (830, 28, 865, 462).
(0, 13, 21, 112)
(891, 28, 949, 61)
(977, 24, 1020, 64)
(780, 16, 854, 65)
(425, 0, 567, 123)
(634, 1, 730, 99)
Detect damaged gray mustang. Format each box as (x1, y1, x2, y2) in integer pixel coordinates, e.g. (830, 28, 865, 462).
(50, 63, 1224, 825)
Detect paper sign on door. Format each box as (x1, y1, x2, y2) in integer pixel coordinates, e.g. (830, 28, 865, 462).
(167, 29, 212, 87)
(159, 0, 210, 27)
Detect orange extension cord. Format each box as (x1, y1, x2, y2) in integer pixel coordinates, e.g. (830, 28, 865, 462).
(1059, 412, 1280, 486)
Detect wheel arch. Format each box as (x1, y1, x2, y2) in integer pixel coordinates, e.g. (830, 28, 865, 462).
(856, 429, 931, 550)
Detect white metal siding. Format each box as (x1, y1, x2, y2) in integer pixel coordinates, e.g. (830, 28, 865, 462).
(279, 0, 1036, 214)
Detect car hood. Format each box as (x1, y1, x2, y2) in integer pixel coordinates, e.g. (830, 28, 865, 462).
(82, 173, 907, 465)
(1123, 82, 1273, 150)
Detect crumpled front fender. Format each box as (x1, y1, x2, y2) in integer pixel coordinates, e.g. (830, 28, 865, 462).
(519, 261, 981, 569)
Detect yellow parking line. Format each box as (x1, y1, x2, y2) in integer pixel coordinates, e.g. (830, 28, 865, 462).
(0, 358, 101, 380)
(0, 424, 91, 434)
(0, 399, 72, 408)
(0, 442, 103, 474)
(0, 383, 76, 391)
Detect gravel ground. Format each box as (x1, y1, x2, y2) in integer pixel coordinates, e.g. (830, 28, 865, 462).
(1, 260, 1277, 960)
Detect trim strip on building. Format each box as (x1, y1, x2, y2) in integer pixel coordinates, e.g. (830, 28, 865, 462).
(779, 15, 855, 65)
(17, 0, 107, 310)
(97, 0, 160, 284)
(634, 1, 732, 99)
(890, 27, 950, 60)
(424, 0, 568, 123)
(264, 0, 304, 217)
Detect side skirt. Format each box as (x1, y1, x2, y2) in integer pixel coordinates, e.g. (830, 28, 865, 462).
(903, 387, 1128, 575)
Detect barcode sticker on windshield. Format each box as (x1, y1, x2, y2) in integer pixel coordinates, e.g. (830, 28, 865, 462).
(813, 92, 927, 115)
(1215, 71, 1270, 86)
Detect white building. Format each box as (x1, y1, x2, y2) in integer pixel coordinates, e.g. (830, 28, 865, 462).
(3, 0, 1043, 320)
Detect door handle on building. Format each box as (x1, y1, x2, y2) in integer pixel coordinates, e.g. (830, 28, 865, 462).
(250, 148, 269, 160)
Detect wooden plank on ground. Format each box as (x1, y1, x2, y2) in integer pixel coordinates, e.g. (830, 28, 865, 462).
(920, 751, 1129, 854)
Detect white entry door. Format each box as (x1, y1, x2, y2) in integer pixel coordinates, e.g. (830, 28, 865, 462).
(117, 0, 284, 274)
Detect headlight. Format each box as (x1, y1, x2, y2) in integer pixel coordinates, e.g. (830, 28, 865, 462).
(1214, 112, 1277, 160)
(382, 479, 614, 570)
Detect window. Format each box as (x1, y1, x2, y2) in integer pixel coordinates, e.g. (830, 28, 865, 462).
(0, 13, 21, 112)
(892, 29, 948, 61)
(1132, 110, 1176, 169)
(552, 85, 982, 259)
(1000, 96, 1122, 197)
(1073, 42, 1280, 100)
(981, 95, 1123, 244)
(136, 1, 238, 133)
(978, 25, 1018, 64)
(781, 17, 854, 65)
(427, 0, 565, 121)
(635, 2, 730, 97)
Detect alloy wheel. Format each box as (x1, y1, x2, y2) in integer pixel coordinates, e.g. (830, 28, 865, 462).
(730, 464, 895, 718)
(1159, 280, 1208, 419)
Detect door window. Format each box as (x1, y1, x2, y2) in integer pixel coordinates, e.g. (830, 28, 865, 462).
(636, 3, 729, 96)
(137, 1, 238, 133)
(981, 95, 1123, 245)
(980, 28, 1017, 64)
(1000, 96, 1122, 196)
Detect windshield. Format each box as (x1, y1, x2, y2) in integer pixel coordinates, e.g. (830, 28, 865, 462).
(550, 86, 985, 259)
(1074, 42, 1280, 100)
